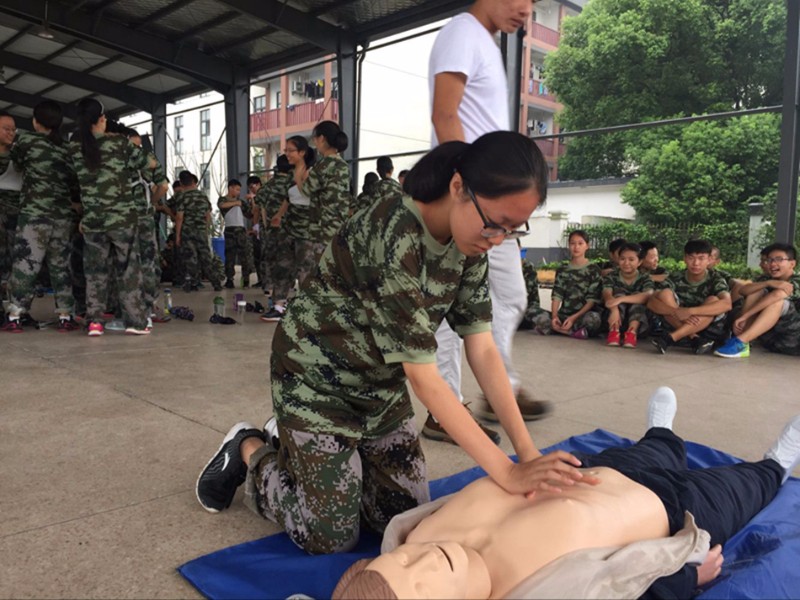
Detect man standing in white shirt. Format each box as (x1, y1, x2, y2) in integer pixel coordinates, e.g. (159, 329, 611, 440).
(424, 0, 550, 444)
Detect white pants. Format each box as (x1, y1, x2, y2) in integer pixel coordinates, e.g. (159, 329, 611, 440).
(435, 238, 527, 401)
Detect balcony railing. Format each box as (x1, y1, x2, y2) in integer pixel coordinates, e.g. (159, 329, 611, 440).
(532, 138, 568, 159)
(527, 79, 558, 103)
(250, 109, 280, 135)
(531, 22, 560, 46)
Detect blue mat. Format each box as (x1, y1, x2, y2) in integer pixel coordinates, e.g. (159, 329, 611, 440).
(179, 430, 800, 599)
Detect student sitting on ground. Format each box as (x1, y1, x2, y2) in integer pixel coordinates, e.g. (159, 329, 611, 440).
(714, 243, 800, 358)
(601, 242, 655, 348)
(334, 387, 800, 600)
(600, 237, 626, 276)
(518, 259, 548, 330)
(647, 239, 732, 354)
(638, 240, 668, 283)
(532, 230, 601, 339)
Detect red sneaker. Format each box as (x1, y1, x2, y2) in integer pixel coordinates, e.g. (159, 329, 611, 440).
(623, 330, 638, 348)
(606, 330, 621, 346)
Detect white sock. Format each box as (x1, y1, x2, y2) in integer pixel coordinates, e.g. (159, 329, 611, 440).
(765, 415, 800, 483)
(647, 386, 677, 430)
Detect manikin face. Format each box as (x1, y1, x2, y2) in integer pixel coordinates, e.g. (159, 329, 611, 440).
(0, 116, 16, 148)
(766, 249, 797, 280)
(568, 234, 588, 260)
(366, 542, 490, 599)
(485, 0, 534, 34)
(448, 178, 539, 257)
(618, 249, 641, 276)
(684, 252, 711, 277)
(641, 247, 659, 271)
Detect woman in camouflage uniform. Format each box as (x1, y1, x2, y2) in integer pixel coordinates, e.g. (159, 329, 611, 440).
(197, 132, 594, 556)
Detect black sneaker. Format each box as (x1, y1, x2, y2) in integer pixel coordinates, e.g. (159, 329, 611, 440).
(260, 307, 285, 322)
(476, 389, 551, 422)
(225, 279, 235, 289)
(651, 333, 673, 354)
(692, 336, 715, 355)
(196, 422, 265, 513)
(422, 405, 501, 445)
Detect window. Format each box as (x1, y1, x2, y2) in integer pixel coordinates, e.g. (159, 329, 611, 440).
(200, 109, 211, 151)
(199, 163, 210, 192)
(253, 95, 266, 113)
(331, 77, 339, 100)
(174, 115, 184, 155)
(275, 91, 281, 109)
(253, 153, 265, 171)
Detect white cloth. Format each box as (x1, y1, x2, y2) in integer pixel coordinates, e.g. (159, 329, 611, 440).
(429, 13, 509, 145)
(287, 185, 310, 207)
(0, 160, 22, 191)
(223, 200, 246, 228)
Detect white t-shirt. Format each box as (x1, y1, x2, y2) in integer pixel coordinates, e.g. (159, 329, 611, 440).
(429, 12, 510, 145)
(288, 184, 310, 206)
(223, 201, 246, 228)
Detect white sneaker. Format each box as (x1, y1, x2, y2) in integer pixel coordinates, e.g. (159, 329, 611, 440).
(263, 416, 280, 450)
(125, 326, 151, 336)
(146, 317, 153, 330)
(765, 415, 800, 483)
(647, 386, 677, 430)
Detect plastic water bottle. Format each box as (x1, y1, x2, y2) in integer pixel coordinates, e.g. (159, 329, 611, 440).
(213, 296, 226, 318)
(237, 300, 247, 324)
(164, 289, 173, 316)
(233, 292, 244, 312)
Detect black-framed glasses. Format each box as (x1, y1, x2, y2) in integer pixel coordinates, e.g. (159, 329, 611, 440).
(466, 187, 530, 240)
(766, 257, 791, 264)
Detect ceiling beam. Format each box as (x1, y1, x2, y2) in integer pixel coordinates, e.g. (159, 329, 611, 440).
(217, 0, 350, 52)
(0, 87, 77, 118)
(354, 0, 469, 41)
(131, 0, 195, 30)
(175, 11, 240, 43)
(246, 43, 329, 79)
(0, 49, 160, 112)
(0, 0, 233, 93)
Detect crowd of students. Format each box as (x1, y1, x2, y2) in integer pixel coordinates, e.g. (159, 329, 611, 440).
(521, 232, 800, 358)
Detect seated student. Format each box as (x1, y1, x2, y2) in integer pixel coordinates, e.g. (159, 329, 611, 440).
(334, 388, 800, 600)
(532, 230, 601, 339)
(638, 240, 668, 283)
(518, 259, 547, 330)
(647, 240, 732, 354)
(714, 243, 800, 358)
(709, 245, 746, 305)
(600, 237, 626, 276)
(601, 242, 655, 348)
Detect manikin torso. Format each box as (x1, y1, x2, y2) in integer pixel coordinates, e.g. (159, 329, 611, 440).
(405, 467, 670, 599)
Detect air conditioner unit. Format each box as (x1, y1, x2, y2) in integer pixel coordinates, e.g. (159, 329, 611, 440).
(292, 81, 305, 94)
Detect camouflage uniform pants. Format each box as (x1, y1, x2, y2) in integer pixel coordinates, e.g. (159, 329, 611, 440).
(601, 303, 650, 336)
(84, 228, 147, 328)
(0, 206, 18, 286)
(138, 215, 160, 311)
(223, 226, 254, 281)
(273, 230, 318, 301)
(759, 302, 800, 355)
(70, 223, 86, 316)
(7, 217, 74, 315)
(532, 309, 602, 337)
(180, 229, 220, 287)
(243, 418, 429, 554)
(259, 226, 280, 293)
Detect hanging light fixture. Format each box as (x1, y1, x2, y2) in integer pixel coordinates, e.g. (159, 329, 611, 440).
(35, 1, 56, 40)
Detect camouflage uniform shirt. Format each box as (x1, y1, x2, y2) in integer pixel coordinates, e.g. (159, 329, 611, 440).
(662, 269, 730, 306)
(552, 262, 602, 317)
(255, 173, 292, 221)
(375, 178, 402, 200)
(0, 152, 21, 214)
(11, 131, 75, 222)
(176, 189, 211, 233)
(132, 152, 167, 218)
(283, 185, 311, 240)
(303, 154, 352, 244)
(271, 194, 492, 438)
(69, 134, 148, 231)
(601, 269, 655, 300)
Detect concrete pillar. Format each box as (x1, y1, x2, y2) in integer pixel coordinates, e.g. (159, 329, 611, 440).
(748, 202, 765, 268)
(151, 101, 167, 169)
(225, 67, 250, 182)
(337, 43, 358, 164)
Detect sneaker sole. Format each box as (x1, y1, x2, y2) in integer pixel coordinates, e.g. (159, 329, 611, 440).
(713, 351, 748, 358)
(260, 317, 282, 322)
(87, 331, 104, 336)
(623, 343, 637, 349)
(195, 422, 254, 514)
(125, 329, 152, 335)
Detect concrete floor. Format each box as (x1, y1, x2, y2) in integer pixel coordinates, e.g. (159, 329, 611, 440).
(2, 285, 799, 598)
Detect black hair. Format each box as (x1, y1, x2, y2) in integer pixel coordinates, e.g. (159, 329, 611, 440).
(172, 180, 182, 191)
(274, 154, 291, 174)
(75, 98, 104, 171)
(608, 238, 627, 253)
(684, 239, 713, 255)
(762, 242, 797, 261)
(404, 131, 548, 204)
(362, 171, 379, 193)
(33, 101, 64, 146)
(105, 118, 126, 135)
(0, 110, 12, 119)
(228, 178, 242, 188)
(287, 135, 316, 168)
(638, 240, 658, 260)
(312, 120, 348, 153)
(569, 229, 589, 244)
(179, 171, 197, 186)
(618, 242, 642, 257)
(246, 175, 261, 187)
(376, 156, 393, 179)
(398, 169, 409, 178)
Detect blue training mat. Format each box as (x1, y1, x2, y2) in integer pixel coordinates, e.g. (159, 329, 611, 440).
(178, 429, 800, 600)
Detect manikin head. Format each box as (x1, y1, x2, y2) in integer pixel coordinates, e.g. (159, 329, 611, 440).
(333, 542, 491, 600)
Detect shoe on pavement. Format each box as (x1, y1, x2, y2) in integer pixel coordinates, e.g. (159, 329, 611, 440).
(651, 332, 673, 354)
(714, 336, 750, 358)
(87, 322, 104, 336)
(2, 317, 23, 333)
(125, 326, 151, 335)
(263, 417, 280, 450)
(570, 327, 589, 340)
(225, 279, 235, 289)
(56, 316, 81, 332)
(106, 319, 126, 332)
(692, 336, 716, 355)
(765, 415, 800, 483)
(196, 422, 265, 512)
(422, 404, 501, 445)
(623, 330, 638, 348)
(260, 307, 285, 322)
(476, 389, 551, 422)
(606, 330, 621, 346)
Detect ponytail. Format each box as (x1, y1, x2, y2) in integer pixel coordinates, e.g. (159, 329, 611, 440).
(33, 100, 64, 146)
(75, 98, 104, 171)
(312, 120, 348, 153)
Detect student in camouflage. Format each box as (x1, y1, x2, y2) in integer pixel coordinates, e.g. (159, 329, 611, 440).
(303, 121, 353, 259)
(638, 241, 668, 283)
(0, 111, 21, 294)
(375, 155, 403, 199)
(196, 133, 591, 555)
(254, 155, 292, 296)
(518, 259, 547, 330)
(260, 137, 317, 321)
(352, 171, 379, 215)
(600, 242, 655, 348)
(69, 99, 153, 336)
(648, 239, 732, 354)
(533, 230, 602, 338)
(218, 178, 255, 288)
(3, 102, 79, 333)
(175, 171, 222, 292)
(715, 243, 800, 358)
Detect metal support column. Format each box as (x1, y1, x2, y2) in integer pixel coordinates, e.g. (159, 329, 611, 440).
(337, 40, 359, 168)
(225, 67, 251, 182)
(501, 28, 524, 133)
(151, 101, 168, 169)
(776, 0, 800, 243)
